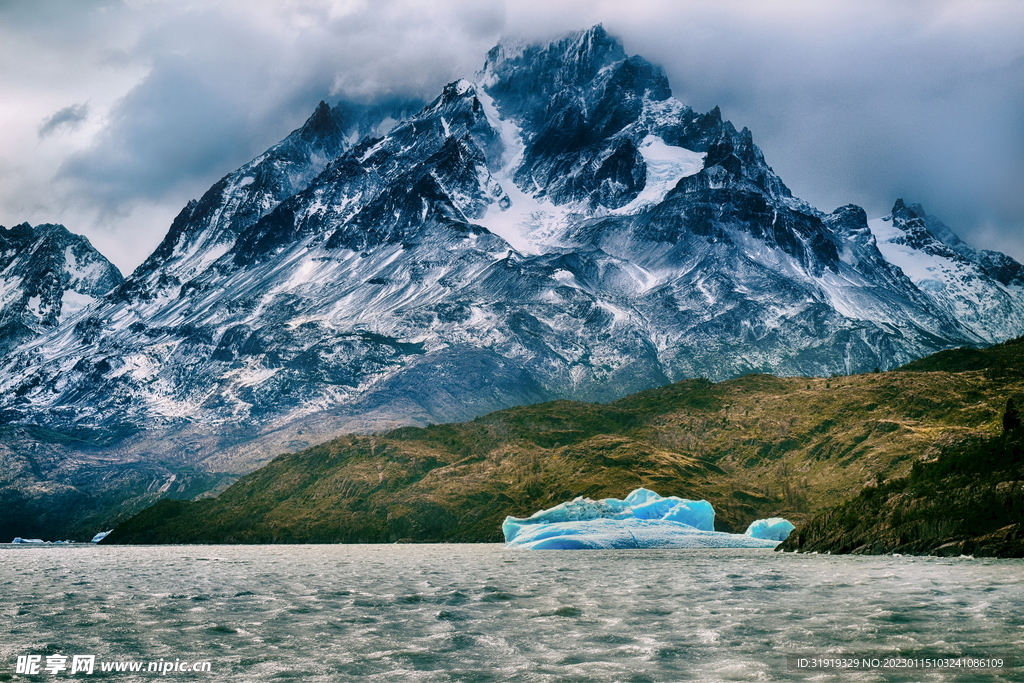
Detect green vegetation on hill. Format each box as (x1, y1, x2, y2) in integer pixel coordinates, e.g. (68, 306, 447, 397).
(779, 397, 1024, 557)
(106, 338, 1024, 545)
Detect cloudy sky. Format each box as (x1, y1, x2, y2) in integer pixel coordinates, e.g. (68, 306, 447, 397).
(1, 0, 1022, 272)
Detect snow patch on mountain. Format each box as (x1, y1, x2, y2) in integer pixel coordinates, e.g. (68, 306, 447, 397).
(474, 87, 572, 254)
(611, 135, 704, 214)
(869, 216, 949, 283)
(58, 290, 97, 323)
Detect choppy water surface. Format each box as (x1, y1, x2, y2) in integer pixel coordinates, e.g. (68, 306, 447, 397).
(2, 544, 1023, 682)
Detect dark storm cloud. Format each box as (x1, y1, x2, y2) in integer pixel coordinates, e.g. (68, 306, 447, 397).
(38, 103, 90, 138)
(54, 1, 504, 212)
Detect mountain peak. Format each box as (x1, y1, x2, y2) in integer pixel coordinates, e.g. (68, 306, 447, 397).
(889, 199, 958, 247)
(562, 23, 622, 66)
(295, 100, 343, 144)
(309, 99, 334, 124)
(890, 198, 920, 220)
(885, 198, 1024, 287)
(483, 24, 622, 74)
(480, 25, 632, 101)
(0, 221, 123, 352)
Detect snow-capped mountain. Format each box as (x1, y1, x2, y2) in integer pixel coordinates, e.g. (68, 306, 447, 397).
(869, 200, 1024, 343)
(117, 96, 425, 304)
(1, 25, 1022, 479)
(0, 223, 122, 354)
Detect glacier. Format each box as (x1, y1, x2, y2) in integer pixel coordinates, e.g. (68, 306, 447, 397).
(503, 488, 791, 549)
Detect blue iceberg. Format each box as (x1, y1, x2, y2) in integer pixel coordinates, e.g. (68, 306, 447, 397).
(90, 530, 112, 544)
(503, 488, 794, 550)
(745, 517, 796, 541)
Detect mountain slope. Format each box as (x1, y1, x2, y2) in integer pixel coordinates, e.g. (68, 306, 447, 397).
(103, 336, 1024, 544)
(117, 97, 425, 304)
(869, 199, 1024, 343)
(0, 422, 234, 542)
(3, 28, 1017, 443)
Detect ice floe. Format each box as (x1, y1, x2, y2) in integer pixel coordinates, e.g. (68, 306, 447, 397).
(504, 488, 793, 550)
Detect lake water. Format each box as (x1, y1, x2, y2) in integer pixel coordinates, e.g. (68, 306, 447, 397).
(2, 544, 1023, 682)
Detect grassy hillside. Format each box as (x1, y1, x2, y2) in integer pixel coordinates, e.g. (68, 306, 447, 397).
(779, 399, 1024, 557)
(106, 337, 1024, 544)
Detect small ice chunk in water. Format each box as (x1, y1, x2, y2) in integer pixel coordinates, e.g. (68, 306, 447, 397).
(744, 518, 796, 541)
(503, 488, 793, 549)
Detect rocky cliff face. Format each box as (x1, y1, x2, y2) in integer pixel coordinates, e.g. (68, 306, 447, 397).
(3, 27, 1024, 539)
